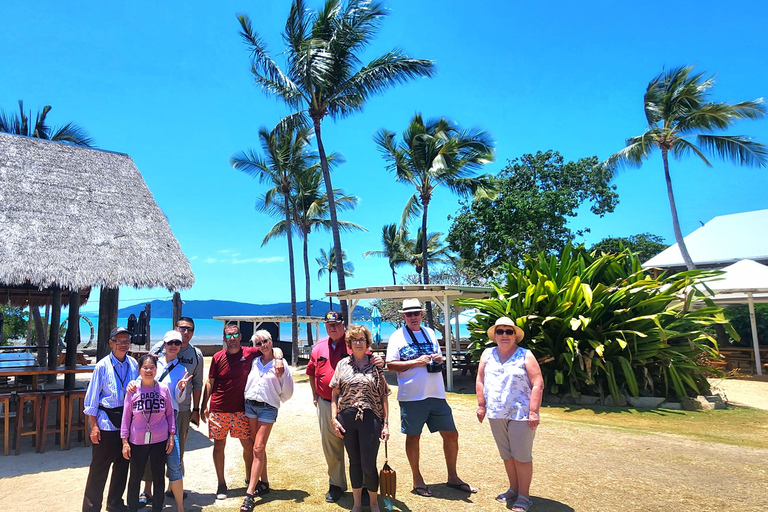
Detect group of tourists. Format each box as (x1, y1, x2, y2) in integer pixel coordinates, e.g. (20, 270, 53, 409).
(81, 300, 543, 512)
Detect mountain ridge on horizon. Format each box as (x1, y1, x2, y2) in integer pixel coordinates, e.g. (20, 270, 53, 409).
(110, 298, 371, 320)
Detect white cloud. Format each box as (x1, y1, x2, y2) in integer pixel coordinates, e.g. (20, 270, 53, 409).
(232, 256, 284, 265)
(204, 257, 218, 264)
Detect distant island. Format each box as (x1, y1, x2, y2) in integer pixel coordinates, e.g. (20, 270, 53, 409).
(112, 299, 371, 321)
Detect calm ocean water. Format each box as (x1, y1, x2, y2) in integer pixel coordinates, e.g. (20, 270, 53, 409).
(78, 316, 470, 345)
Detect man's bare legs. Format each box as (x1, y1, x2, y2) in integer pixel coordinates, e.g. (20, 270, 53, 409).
(212, 438, 227, 486)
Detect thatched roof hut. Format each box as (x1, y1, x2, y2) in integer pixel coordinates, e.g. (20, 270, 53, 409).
(0, 132, 194, 295)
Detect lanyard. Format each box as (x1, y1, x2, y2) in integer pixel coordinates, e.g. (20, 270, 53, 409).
(141, 382, 158, 431)
(405, 326, 432, 355)
(112, 360, 128, 398)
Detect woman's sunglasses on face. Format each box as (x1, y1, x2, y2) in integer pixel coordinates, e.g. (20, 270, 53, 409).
(495, 329, 516, 336)
(165, 340, 182, 346)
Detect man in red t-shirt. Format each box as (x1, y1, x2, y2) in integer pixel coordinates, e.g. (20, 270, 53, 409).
(201, 323, 284, 500)
(306, 311, 383, 503)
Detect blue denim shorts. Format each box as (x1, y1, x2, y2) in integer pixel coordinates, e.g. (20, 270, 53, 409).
(244, 399, 278, 423)
(167, 410, 183, 481)
(399, 397, 456, 435)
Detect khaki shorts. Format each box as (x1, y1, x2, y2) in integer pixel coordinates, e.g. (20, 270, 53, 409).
(208, 411, 251, 440)
(489, 418, 536, 462)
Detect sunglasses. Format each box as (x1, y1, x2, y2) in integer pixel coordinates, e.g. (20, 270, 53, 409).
(165, 340, 182, 346)
(253, 341, 264, 347)
(225, 333, 240, 339)
(495, 329, 517, 336)
(404, 311, 422, 318)
(178, 326, 194, 333)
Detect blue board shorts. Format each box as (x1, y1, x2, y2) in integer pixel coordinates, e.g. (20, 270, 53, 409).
(399, 397, 456, 435)
(244, 399, 278, 424)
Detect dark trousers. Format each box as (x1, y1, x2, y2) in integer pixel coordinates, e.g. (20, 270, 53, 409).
(127, 441, 167, 512)
(82, 430, 130, 512)
(339, 408, 382, 492)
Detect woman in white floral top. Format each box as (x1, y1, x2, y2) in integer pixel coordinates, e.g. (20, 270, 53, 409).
(331, 324, 390, 512)
(476, 317, 543, 512)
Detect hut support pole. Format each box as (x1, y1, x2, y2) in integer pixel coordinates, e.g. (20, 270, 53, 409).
(65, 290, 81, 389)
(47, 288, 61, 384)
(98, 288, 119, 361)
(172, 292, 182, 328)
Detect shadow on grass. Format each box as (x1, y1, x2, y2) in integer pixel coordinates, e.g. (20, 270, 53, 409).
(553, 404, 687, 416)
(526, 496, 575, 511)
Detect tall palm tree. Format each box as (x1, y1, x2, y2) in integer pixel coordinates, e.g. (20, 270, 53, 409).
(375, 113, 495, 325)
(262, 164, 365, 344)
(317, 247, 354, 310)
(1, 100, 93, 366)
(237, 0, 435, 321)
(605, 66, 767, 270)
(363, 224, 409, 285)
(232, 125, 316, 366)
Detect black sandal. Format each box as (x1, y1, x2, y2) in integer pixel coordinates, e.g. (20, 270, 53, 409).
(256, 481, 270, 495)
(240, 493, 257, 512)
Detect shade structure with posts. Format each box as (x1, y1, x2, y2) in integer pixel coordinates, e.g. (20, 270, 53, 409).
(326, 285, 492, 391)
(0, 133, 195, 384)
(698, 259, 768, 375)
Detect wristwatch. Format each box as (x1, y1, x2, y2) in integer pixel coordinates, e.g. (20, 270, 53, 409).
(275, 356, 284, 360)
(193, 408, 200, 412)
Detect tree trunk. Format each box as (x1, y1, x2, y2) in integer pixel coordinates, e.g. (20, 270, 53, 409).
(172, 292, 182, 327)
(662, 149, 696, 270)
(47, 288, 61, 383)
(391, 265, 397, 285)
(32, 307, 48, 367)
(98, 288, 119, 361)
(65, 290, 80, 389)
(303, 233, 314, 346)
(421, 200, 435, 328)
(284, 192, 299, 367)
(328, 271, 333, 310)
(313, 117, 348, 322)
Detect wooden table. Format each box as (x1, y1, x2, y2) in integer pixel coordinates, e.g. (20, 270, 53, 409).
(719, 347, 768, 373)
(0, 346, 48, 351)
(0, 365, 95, 390)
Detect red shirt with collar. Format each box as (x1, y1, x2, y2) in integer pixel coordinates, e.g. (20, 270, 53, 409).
(306, 335, 350, 401)
(208, 346, 261, 413)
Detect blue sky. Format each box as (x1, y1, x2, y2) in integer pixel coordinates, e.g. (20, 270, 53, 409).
(3, 1, 767, 313)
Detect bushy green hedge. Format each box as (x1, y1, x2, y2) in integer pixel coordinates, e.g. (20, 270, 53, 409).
(458, 245, 735, 400)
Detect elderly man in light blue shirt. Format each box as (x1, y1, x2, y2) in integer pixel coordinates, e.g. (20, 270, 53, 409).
(82, 327, 139, 512)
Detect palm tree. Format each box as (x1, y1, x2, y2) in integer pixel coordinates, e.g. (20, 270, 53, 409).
(232, 125, 316, 366)
(363, 224, 409, 285)
(317, 247, 354, 310)
(375, 113, 495, 325)
(401, 228, 454, 281)
(237, 0, 435, 321)
(605, 66, 767, 270)
(1, 100, 93, 366)
(261, 164, 365, 344)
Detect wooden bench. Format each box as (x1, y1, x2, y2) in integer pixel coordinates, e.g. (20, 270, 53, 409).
(57, 352, 91, 366)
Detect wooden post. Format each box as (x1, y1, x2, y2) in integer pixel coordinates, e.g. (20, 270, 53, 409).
(47, 287, 61, 384)
(172, 292, 182, 328)
(65, 290, 80, 389)
(98, 288, 119, 361)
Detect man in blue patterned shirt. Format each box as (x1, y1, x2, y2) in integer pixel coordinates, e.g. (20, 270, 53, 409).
(82, 327, 139, 512)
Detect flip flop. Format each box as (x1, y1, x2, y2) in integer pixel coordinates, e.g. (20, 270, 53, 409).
(446, 482, 478, 493)
(412, 486, 433, 497)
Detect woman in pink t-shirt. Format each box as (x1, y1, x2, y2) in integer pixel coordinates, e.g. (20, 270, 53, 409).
(121, 354, 175, 512)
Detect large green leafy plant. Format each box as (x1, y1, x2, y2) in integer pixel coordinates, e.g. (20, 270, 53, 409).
(458, 246, 735, 400)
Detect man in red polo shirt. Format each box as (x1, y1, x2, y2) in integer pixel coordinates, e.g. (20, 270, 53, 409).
(307, 311, 383, 503)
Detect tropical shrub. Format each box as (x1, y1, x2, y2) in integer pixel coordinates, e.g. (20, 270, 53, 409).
(458, 245, 736, 400)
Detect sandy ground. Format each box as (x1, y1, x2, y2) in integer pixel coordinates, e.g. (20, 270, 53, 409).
(1, 371, 767, 512)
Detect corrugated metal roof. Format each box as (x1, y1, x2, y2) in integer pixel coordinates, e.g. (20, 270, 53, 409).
(643, 209, 768, 270)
